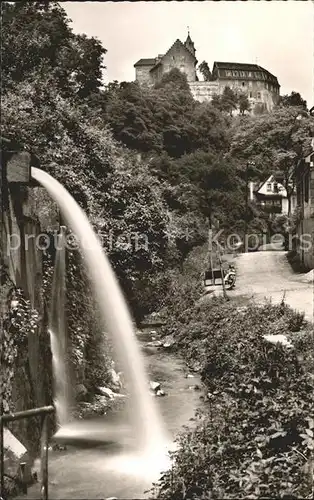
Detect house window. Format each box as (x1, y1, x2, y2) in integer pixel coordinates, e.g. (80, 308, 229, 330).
(226, 71, 232, 76)
(266, 182, 272, 192)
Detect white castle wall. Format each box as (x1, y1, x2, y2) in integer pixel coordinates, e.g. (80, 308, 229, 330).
(189, 81, 277, 114)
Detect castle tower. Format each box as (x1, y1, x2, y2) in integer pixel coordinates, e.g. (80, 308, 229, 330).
(184, 30, 196, 57)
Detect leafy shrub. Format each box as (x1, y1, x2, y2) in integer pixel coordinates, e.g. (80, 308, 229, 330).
(154, 299, 314, 499)
(1, 279, 40, 413)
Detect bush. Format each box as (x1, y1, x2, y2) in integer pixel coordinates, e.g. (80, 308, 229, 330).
(154, 299, 314, 499)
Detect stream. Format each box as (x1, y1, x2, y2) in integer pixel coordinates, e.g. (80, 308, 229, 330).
(22, 328, 204, 499)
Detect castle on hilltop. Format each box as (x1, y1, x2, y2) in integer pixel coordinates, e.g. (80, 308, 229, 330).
(134, 33, 280, 113)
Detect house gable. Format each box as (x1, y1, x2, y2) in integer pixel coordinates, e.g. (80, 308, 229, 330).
(150, 38, 197, 82)
(257, 175, 287, 197)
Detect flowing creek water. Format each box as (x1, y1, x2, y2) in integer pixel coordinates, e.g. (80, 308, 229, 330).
(24, 328, 204, 499)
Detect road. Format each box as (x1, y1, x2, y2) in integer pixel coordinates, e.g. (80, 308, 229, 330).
(232, 250, 313, 322)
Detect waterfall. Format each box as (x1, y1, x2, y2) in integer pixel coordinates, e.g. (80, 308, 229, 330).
(31, 167, 166, 454)
(49, 225, 71, 427)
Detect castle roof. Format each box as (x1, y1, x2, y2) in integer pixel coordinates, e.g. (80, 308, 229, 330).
(185, 33, 193, 45)
(213, 62, 279, 86)
(134, 58, 156, 67)
(149, 39, 197, 73)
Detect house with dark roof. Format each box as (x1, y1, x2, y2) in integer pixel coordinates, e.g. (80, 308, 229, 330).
(249, 175, 297, 216)
(212, 61, 280, 106)
(134, 33, 280, 113)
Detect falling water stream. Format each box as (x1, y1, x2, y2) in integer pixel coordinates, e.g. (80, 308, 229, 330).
(49, 226, 70, 427)
(31, 167, 170, 473)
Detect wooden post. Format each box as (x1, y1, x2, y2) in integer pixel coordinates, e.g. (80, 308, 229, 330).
(207, 217, 214, 285)
(245, 162, 249, 252)
(19, 462, 27, 494)
(40, 414, 49, 500)
(213, 220, 228, 300)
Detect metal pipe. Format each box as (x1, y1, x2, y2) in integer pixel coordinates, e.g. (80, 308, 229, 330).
(1, 405, 54, 497)
(1, 405, 54, 423)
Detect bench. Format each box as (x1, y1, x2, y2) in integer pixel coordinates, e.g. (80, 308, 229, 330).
(204, 268, 226, 286)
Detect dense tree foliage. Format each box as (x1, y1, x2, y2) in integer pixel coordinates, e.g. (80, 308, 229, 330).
(1, 1, 106, 100)
(228, 107, 313, 214)
(198, 61, 213, 81)
(279, 91, 307, 110)
(103, 69, 231, 158)
(238, 93, 251, 115)
(211, 86, 239, 116)
(1, 1, 173, 407)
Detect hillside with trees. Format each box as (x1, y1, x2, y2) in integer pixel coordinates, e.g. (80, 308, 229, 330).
(1, 2, 313, 498)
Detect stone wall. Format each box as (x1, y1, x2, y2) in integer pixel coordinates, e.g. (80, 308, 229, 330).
(189, 79, 278, 113)
(189, 82, 219, 102)
(297, 218, 314, 270)
(296, 162, 314, 270)
(135, 65, 154, 85)
(1, 175, 59, 456)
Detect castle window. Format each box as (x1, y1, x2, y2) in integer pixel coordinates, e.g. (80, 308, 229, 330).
(257, 91, 261, 99)
(249, 91, 252, 98)
(242, 82, 245, 87)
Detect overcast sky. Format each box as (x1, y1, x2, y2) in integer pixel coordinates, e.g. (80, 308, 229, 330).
(64, 1, 314, 107)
